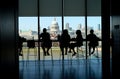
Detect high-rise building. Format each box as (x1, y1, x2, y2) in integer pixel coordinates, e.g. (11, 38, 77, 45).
(65, 23, 69, 30)
(98, 24, 101, 31)
(77, 24, 82, 30)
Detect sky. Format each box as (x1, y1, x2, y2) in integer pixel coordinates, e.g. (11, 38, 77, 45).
(19, 16, 101, 31)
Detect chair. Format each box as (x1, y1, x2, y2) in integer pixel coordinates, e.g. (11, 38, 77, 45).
(59, 46, 84, 64)
(87, 45, 99, 58)
(76, 46, 85, 58)
(18, 48, 24, 61)
(59, 45, 84, 64)
(59, 49, 69, 61)
(42, 43, 53, 65)
(93, 46, 99, 58)
(70, 46, 84, 64)
(59, 46, 71, 60)
(18, 36, 27, 61)
(27, 40, 37, 61)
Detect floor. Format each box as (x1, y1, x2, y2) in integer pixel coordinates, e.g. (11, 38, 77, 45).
(19, 46, 102, 61)
(19, 59, 102, 79)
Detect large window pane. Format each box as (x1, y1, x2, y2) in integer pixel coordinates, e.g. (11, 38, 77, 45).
(19, 17, 38, 60)
(87, 16, 102, 59)
(64, 16, 86, 59)
(40, 17, 62, 60)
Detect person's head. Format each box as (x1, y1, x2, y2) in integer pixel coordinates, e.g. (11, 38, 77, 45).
(43, 28, 47, 33)
(76, 30, 81, 35)
(90, 29, 94, 34)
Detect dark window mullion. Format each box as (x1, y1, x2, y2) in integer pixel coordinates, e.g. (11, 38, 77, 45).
(38, 0, 40, 61)
(62, 0, 64, 60)
(85, 0, 88, 59)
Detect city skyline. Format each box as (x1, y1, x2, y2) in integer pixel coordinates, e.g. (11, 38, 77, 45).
(19, 16, 101, 31)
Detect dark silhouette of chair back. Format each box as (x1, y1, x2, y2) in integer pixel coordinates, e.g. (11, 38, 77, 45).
(27, 40, 35, 48)
(26, 40, 37, 62)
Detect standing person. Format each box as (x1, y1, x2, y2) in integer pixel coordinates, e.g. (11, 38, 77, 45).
(59, 29, 71, 55)
(69, 30, 83, 56)
(87, 29, 100, 55)
(39, 28, 52, 56)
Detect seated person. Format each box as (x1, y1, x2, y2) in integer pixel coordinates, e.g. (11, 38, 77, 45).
(18, 36, 26, 56)
(39, 28, 52, 56)
(69, 30, 83, 56)
(87, 29, 100, 55)
(58, 29, 70, 55)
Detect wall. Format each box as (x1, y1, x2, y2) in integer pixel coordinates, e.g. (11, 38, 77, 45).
(0, 0, 19, 79)
(111, 0, 120, 78)
(112, 16, 120, 54)
(111, 16, 120, 79)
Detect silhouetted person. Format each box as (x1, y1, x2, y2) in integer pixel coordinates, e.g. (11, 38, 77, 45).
(59, 29, 70, 55)
(87, 29, 100, 55)
(18, 36, 26, 56)
(40, 28, 52, 56)
(69, 30, 83, 56)
(57, 34, 61, 49)
(57, 34, 61, 42)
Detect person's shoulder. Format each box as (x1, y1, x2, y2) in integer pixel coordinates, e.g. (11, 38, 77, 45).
(87, 34, 90, 37)
(87, 33, 91, 35)
(47, 32, 50, 34)
(40, 33, 43, 35)
(46, 32, 50, 35)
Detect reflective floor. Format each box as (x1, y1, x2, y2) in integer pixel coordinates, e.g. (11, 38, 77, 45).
(19, 59, 102, 79)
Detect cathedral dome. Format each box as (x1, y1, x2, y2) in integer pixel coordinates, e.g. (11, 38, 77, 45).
(50, 18, 59, 32)
(51, 20, 58, 25)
